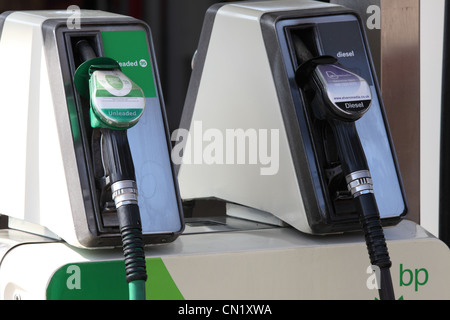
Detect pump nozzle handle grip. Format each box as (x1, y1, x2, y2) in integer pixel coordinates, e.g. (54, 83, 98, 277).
(100, 129, 136, 182)
(331, 120, 369, 174)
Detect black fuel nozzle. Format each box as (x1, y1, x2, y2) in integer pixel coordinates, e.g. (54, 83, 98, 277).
(293, 34, 395, 300)
(293, 33, 373, 186)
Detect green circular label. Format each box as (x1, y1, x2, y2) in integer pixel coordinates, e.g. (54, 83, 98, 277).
(90, 70, 145, 129)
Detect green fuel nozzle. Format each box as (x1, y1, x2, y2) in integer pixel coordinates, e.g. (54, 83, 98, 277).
(74, 40, 147, 300)
(74, 40, 145, 130)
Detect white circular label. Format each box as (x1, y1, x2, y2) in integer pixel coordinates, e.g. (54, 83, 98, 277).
(95, 70, 132, 97)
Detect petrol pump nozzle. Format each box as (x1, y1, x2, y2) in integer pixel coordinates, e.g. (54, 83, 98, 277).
(74, 40, 147, 300)
(74, 40, 145, 130)
(293, 36, 395, 300)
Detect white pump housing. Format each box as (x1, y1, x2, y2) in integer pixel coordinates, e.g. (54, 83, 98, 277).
(177, 0, 407, 234)
(0, 10, 184, 247)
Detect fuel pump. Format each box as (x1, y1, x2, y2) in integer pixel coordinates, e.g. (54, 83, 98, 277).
(0, 10, 183, 299)
(177, 0, 407, 300)
(1, 2, 450, 301)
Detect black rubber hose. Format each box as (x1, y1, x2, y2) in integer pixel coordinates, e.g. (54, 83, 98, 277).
(356, 193, 394, 300)
(333, 122, 395, 300)
(117, 204, 147, 283)
(101, 129, 147, 284)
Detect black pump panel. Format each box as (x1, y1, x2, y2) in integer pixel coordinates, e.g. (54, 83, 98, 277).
(262, 12, 407, 233)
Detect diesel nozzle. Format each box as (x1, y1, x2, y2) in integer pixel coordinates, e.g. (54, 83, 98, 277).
(74, 39, 147, 300)
(346, 170, 374, 198)
(294, 35, 395, 300)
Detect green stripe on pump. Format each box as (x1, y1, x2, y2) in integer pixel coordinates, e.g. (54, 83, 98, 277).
(46, 258, 184, 300)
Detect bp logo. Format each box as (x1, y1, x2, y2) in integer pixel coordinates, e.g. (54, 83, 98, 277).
(139, 59, 148, 68)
